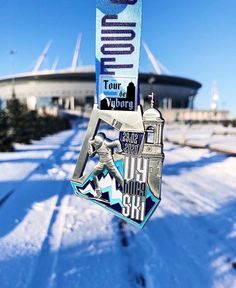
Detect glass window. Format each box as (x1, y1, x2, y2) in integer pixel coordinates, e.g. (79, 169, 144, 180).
(146, 126, 155, 144)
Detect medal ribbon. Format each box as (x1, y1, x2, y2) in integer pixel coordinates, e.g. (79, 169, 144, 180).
(96, 0, 143, 111)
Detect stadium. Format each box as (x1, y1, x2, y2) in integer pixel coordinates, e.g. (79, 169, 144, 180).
(0, 40, 203, 120)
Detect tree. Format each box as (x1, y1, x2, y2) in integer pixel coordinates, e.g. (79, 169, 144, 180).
(7, 98, 32, 144)
(0, 110, 14, 152)
(6, 98, 71, 145)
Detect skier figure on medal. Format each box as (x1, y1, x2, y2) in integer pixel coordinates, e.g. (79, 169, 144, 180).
(88, 132, 124, 198)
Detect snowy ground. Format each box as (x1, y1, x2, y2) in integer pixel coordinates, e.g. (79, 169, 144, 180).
(0, 121, 236, 288)
(165, 124, 236, 154)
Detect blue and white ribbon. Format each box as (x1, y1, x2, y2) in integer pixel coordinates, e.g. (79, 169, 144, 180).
(96, 0, 142, 111)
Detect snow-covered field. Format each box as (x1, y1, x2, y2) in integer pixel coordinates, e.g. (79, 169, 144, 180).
(165, 124, 236, 154)
(0, 121, 236, 288)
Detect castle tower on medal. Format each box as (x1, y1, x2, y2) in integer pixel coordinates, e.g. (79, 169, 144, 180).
(126, 82, 135, 110)
(142, 93, 164, 199)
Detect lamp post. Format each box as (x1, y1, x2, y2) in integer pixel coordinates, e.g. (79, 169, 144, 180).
(148, 76, 155, 107)
(10, 49, 17, 98)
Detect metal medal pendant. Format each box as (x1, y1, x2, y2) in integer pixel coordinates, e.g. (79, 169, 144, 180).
(71, 94, 164, 228)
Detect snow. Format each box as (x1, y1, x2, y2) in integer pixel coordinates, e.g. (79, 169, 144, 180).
(0, 122, 236, 288)
(165, 124, 236, 154)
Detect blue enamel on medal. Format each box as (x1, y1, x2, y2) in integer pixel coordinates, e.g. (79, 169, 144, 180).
(71, 0, 165, 228)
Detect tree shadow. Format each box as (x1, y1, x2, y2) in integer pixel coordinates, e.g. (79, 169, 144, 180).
(0, 179, 72, 238)
(0, 126, 81, 238)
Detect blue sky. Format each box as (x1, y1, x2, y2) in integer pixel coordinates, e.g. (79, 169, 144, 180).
(0, 0, 235, 115)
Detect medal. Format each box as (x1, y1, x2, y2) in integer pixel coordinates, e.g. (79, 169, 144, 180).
(71, 0, 165, 228)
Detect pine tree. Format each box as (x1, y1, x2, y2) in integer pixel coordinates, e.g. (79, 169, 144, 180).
(0, 110, 14, 152)
(6, 98, 71, 145)
(7, 98, 32, 144)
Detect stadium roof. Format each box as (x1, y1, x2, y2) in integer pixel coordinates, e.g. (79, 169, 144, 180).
(0, 70, 201, 90)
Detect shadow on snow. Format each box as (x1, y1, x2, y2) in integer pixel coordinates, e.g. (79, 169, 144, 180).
(163, 153, 227, 176)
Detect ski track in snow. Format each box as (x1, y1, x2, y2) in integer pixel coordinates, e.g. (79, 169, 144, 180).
(0, 122, 236, 288)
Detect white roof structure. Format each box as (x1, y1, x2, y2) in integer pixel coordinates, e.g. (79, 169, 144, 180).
(0, 38, 202, 110)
